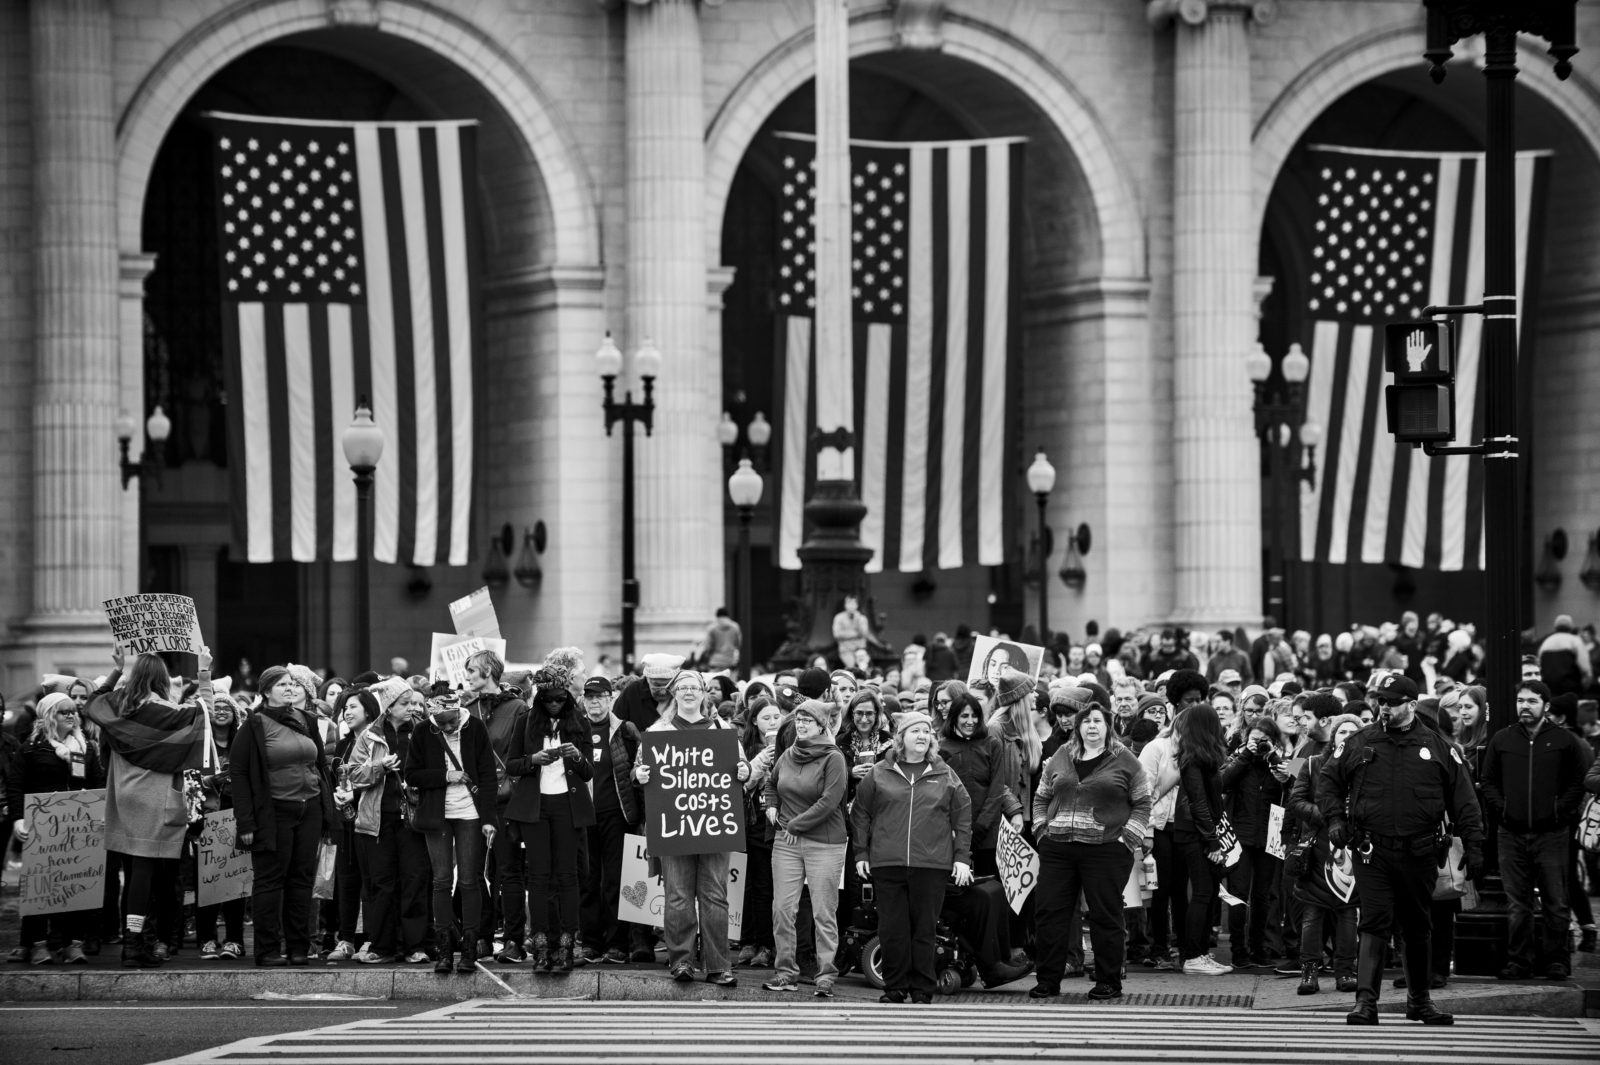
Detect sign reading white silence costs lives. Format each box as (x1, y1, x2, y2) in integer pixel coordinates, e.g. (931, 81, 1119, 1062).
(617, 833, 745, 939)
(18, 790, 107, 917)
(995, 817, 1039, 914)
(639, 731, 746, 857)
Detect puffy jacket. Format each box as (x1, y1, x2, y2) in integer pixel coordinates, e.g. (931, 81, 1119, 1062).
(850, 751, 971, 871)
(1220, 745, 1287, 848)
(1481, 718, 1590, 833)
(937, 731, 1016, 849)
(343, 725, 393, 838)
(1137, 734, 1181, 831)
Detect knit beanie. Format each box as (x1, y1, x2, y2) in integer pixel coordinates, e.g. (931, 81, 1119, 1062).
(995, 667, 1033, 708)
(895, 710, 934, 738)
(368, 676, 411, 715)
(792, 699, 834, 733)
(285, 663, 320, 706)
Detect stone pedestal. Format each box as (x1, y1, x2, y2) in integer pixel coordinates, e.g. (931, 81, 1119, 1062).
(624, 0, 722, 655)
(1155, 0, 1271, 631)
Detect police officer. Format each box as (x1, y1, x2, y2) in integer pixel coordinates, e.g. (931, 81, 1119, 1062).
(1318, 673, 1484, 1026)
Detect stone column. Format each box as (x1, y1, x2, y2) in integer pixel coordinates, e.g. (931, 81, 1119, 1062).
(14, 0, 121, 675)
(624, 0, 722, 649)
(1151, 0, 1273, 630)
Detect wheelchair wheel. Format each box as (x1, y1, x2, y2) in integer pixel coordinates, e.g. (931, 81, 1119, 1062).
(861, 935, 886, 989)
(936, 968, 963, 995)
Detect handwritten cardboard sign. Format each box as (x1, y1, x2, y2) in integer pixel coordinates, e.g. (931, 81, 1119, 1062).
(427, 633, 507, 686)
(1265, 803, 1287, 861)
(996, 817, 1040, 914)
(616, 832, 745, 939)
(196, 810, 254, 906)
(18, 790, 107, 917)
(449, 587, 501, 640)
(967, 635, 1045, 689)
(640, 731, 746, 857)
(103, 593, 203, 656)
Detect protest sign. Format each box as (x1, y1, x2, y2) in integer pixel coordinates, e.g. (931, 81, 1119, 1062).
(639, 731, 746, 857)
(448, 587, 501, 640)
(996, 818, 1040, 914)
(967, 635, 1045, 689)
(428, 633, 507, 686)
(103, 593, 203, 656)
(18, 790, 107, 917)
(196, 810, 254, 906)
(1265, 803, 1287, 861)
(617, 833, 745, 939)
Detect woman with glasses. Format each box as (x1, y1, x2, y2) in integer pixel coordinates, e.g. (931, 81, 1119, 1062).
(9, 692, 103, 963)
(506, 668, 593, 972)
(634, 670, 750, 986)
(930, 680, 967, 731)
(195, 689, 247, 961)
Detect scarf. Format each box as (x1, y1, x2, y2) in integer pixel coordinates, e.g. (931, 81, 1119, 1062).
(84, 690, 205, 775)
(258, 702, 313, 737)
(49, 730, 87, 766)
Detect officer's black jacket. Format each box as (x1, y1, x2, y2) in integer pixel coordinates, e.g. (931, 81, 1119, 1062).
(1317, 716, 1484, 844)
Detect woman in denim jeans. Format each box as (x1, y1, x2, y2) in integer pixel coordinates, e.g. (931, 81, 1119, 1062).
(634, 670, 750, 986)
(405, 693, 498, 973)
(760, 700, 848, 997)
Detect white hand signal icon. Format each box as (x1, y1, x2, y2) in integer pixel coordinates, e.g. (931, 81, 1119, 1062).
(1405, 329, 1432, 373)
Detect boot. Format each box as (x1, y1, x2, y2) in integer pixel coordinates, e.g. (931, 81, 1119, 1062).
(434, 929, 456, 975)
(530, 932, 551, 973)
(1297, 960, 1320, 996)
(122, 929, 163, 969)
(555, 932, 575, 973)
(455, 935, 478, 974)
(1402, 930, 1452, 1025)
(1346, 933, 1384, 1025)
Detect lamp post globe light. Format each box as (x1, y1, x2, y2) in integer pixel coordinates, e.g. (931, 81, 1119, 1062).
(1025, 449, 1056, 645)
(1247, 342, 1319, 626)
(341, 398, 385, 674)
(727, 458, 764, 680)
(598, 333, 659, 674)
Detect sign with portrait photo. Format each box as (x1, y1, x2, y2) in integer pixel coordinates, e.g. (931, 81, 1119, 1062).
(966, 635, 1045, 690)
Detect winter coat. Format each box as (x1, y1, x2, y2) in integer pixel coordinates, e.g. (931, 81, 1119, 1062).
(1481, 718, 1590, 833)
(850, 750, 972, 871)
(1033, 743, 1151, 853)
(343, 725, 393, 838)
(404, 717, 500, 832)
(586, 712, 643, 824)
(7, 733, 104, 816)
(1171, 758, 1225, 849)
(937, 731, 1018, 850)
(504, 704, 595, 828)
(1220, 744, 1287, 848)
(229, 705, 339, 853)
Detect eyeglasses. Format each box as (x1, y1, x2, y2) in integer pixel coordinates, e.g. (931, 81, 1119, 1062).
(675, 686, 706, 696)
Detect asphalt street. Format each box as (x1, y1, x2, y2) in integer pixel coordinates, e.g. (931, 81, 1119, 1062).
(0, 1000, 439, 1065)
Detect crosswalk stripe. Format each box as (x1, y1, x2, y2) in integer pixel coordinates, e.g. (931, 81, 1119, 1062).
(156, 1001, 1600, 1065)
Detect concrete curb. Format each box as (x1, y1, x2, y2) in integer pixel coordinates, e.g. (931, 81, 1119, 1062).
(0, 966, 1585, 1015)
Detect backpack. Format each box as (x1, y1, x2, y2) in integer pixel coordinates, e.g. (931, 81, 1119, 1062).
(1578, 795, 1600, 854)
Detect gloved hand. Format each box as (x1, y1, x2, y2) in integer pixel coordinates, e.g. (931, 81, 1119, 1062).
(1328, 819, 1351, 849)
(1464, 845, 1484, 882)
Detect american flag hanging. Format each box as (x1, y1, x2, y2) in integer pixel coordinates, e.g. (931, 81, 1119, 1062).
(773, 134, 1024, 572)
(208, 113, 480, 566)
(1297, 146, 1549, 573)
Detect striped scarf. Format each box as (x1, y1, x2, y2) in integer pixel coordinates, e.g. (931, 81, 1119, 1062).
(84, 690, 205, 775)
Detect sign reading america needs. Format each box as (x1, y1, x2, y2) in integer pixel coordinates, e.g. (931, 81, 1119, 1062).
(996, 817, 1040, 914)
(18, 790, 107, 917)
(103, 593, 203, 656)
(640, 730, 746, 856)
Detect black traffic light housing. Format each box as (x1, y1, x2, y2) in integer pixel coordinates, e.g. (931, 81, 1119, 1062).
(1384, 320, 1456, 443)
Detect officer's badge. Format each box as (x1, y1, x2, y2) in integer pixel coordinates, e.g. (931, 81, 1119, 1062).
(1419, 747, 1432, 760)
(1449, 747, 1462, 765)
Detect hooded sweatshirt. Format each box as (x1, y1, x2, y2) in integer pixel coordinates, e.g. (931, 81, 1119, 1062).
(763, 737, 848, 844)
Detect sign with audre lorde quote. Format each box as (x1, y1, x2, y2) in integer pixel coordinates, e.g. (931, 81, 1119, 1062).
(103, 593, 203, 656)
(640, 730, 745, 856)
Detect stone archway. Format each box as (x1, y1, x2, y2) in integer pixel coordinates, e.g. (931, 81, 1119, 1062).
(705, 11, 1163, 642)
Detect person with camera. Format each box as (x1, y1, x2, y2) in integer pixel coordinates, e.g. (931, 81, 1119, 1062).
(407, 691, 499, 974)
(1219, 714, 1291, 969)
(1319, 673, 1484, 1026)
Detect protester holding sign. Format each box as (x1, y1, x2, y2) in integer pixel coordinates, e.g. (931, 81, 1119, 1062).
(1029, 704, 1152, 1001)
(229, 664, 339, 968)
(9, 693, 104, 963)
(634, 669, 750, 987)
(1169, 702, 1233, 976)
(760, 699, 849, 997)
(505, 668, 593, 972)
(1286, 713, 1364, 995)
(195, 688, 247, 960)
(938, 692, 1022, 878)
(1219, 714, 1290, 970)
(84, 648, 213, 969)
(575, 675, 649, 965)
(407, 692, 499, 974)
(851, 711, 973, 1004)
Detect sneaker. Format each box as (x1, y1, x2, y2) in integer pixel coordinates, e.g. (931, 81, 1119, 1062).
(1152, 956, 1177, 972)
(670, 962, 695, 983)
(219, 941, 245, 959)
(763, 975, 800, 992)
(200, 939, 221, 960)
(326, 940, 357, 962)
(736, 944, 757, 967)
(404, 950, 432, 964)
(497, 941, 527, 964)
(152, 941, 169, 963)
(749, 948, 773, 968)
(1182, 954, 1233, 976)
(601, 948, 628, 964)
(705, 970, 737, 988)
(353, 950, 397, 965)
(629, 948, 658, 964)
(60, 943, 88, 965)
(813, 981, 835, 998)
(6, 947, 24, 964)
(1544, 961, 1570, 981)
(29, 945, 56, 965)
(1087, 981, 1122, 1000)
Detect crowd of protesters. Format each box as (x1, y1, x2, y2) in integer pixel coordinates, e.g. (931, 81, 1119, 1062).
(2, 607, 1596, 1013)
